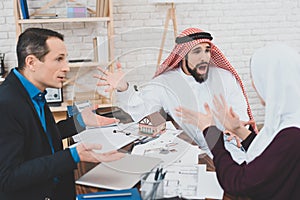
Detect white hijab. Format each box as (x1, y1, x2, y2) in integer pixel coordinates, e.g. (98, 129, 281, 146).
(246, 43, 300, 163)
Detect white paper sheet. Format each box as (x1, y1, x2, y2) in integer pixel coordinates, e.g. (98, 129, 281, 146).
(162, 164, 224, 199)
(173, 145, 205, 165)
(131, 132, 193, 165)
(72, 125, 139, 153)
(198, 171, 224, 199)
(163, 164, 207, 199)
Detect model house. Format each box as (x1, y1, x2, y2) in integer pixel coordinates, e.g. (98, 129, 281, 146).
(138, 112, 166, 135)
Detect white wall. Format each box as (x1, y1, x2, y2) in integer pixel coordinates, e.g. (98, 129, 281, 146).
(1, 0, 300, 123)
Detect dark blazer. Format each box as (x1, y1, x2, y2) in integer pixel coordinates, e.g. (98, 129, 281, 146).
(0, 70, 81, 200)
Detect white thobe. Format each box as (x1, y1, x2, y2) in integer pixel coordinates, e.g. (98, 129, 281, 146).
(116, 66, 249, 164)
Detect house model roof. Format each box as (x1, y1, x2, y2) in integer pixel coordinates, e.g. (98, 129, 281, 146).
(139, 112, 166, 126)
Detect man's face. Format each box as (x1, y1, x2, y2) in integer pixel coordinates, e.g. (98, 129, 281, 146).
(31, 37, 69, 91)
(185, 43, 211, 83)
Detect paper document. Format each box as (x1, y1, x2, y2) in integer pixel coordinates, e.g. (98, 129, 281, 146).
(173, 145, 205, 165)
(86, 122, 119, 129)
(72, 125, 139, 153)
(162, 164, 224, 199)
(165, 121, 183, 135)
(110, 121, 181, 137)
(131, 132, 197, 165)
(198, 171, 224, 199)
(163, 164, 207, 199)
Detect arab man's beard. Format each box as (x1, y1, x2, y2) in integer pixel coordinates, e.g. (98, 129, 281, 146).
(186, 62, 210, 84)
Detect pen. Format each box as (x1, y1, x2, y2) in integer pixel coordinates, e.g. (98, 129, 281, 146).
(146, 169, 167, 200)
(81, 192, 132, 199)
(158, 168, 163, 178)
(140, 135, 159, 144)
(160, 171, 167, 180)
(154, 168, 160, 181)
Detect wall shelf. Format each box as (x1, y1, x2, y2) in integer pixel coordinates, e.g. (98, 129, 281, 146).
(68, 62, 108, 68)
(17, 17, 110, 24)
(13, 0, 115, 108)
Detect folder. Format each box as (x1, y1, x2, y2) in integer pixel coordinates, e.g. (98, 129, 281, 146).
(19, 0, 29, 19)
(76, 154, 162, 190)
(76, 188, 142, 200)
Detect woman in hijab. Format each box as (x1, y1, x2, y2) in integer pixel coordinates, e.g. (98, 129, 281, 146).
(176, 43, 300, 199)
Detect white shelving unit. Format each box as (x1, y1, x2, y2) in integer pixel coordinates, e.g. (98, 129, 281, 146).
(13, 0, 115, 116)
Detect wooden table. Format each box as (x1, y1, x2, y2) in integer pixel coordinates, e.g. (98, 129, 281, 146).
(74, 153, 219, 199)
(73, 122, 248, 200)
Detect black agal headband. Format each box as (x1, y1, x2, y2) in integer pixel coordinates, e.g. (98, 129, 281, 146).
(175, 32, 213, 44)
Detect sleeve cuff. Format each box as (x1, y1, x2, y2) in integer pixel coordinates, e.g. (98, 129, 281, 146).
(76, 113, 86, 128)
(241, 131, 257, 151)
(203, 125, 223, 151)
(203, 125, 220, 136)
(69, 146, 80, 163)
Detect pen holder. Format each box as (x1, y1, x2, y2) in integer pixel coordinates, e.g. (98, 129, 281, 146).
(140, 172, 164, 200)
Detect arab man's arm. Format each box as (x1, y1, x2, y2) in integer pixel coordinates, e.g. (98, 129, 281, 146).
(223, 73, 249, 122)
(94, 63, 165, 121)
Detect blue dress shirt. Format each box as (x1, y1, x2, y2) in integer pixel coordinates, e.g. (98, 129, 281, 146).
(13, 69, 80, 163)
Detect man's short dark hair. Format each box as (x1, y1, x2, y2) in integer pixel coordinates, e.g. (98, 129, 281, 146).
(16, 28, 64, 70)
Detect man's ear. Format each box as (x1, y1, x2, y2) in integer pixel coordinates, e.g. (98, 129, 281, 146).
(24, 55, 37, 72)
(182, 57, 186, 67)
(181, 56, 191, 75)
(181, 57, 186, 71)
(184, 54, 189, 66)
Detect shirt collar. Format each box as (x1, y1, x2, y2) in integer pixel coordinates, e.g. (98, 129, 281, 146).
(178, 67, 196, 82)
(13, 68, 46, 99)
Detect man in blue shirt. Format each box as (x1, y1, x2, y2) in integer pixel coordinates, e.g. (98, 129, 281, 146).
(0, 28, 124, 200)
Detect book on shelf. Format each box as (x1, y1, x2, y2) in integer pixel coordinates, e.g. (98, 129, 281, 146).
(96, 0, 109, 17)
(93, 36, 109, 64)
(19, 0, 29, 19)
(30, 13, 58, 19)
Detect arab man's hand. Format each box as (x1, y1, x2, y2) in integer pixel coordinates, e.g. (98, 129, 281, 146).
(94, 62, 128, 93)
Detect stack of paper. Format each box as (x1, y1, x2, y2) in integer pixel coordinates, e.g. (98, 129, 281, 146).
(130, 123, 223, 199)
(163, 164, 224, 199)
